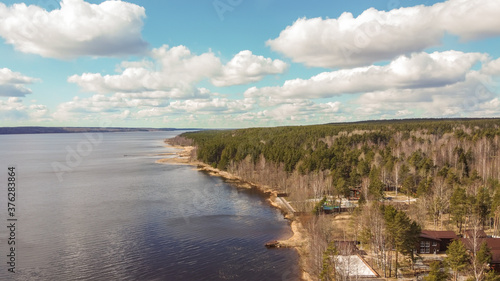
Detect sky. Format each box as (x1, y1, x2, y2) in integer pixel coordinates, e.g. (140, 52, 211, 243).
(0, 0, 500, 128)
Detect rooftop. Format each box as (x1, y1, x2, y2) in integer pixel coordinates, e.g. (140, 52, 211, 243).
(420, 230, 458, 241)
(335, 255, 378, 278)
(463, 229, 488, 239)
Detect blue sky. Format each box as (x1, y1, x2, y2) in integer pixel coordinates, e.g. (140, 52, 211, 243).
(0, 0, 499, 128)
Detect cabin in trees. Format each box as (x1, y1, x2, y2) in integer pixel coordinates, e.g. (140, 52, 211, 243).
(320, 203, 355, 213)
(463, 229, 487, 239)
(319, 197, 356, 214)
(417, 230, 458, 254)
(349, 188, 361, 200)
(461, 238, 500, 272)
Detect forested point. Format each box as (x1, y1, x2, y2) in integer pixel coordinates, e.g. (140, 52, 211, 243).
(174, 118, 500, 279)
(186, 119, 495, 173)
(181, 119, 497, 195)
(177, 118, 500, 222)
(177, 119, 500, 280)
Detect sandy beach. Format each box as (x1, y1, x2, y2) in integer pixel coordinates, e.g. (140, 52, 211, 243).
(157, 141, 311, 281)
(155, 144, 194, 165)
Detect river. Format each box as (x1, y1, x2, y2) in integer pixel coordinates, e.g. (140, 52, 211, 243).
(0, 131, 299, 280)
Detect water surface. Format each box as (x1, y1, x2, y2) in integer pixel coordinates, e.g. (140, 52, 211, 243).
(0, 131, 299, 280)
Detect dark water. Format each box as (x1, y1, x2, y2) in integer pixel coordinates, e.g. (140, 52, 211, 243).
(0, 131, 299, 280)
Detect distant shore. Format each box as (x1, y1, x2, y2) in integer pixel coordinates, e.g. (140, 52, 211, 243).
(0, 126, 194, 135)
(157, 140, 311, 281)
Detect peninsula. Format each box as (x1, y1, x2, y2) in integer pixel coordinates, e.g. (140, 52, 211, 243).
(163, 118, 500, 280)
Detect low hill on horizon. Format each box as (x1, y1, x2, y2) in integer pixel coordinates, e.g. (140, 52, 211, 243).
(0, 126, 192, 135)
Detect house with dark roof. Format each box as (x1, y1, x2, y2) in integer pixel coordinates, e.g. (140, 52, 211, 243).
(461, 237, 500, 272)
(463, 229, 488, 239)
(334, 241, 359, 255)
(417, 230, 458, 254)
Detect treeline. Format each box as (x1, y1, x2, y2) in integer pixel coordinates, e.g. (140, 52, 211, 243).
(183, 118, 500, 176)
(176, 118, 500, 280)
(179, 119, 500, 224)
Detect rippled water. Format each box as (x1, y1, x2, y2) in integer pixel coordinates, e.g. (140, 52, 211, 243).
(0, 131, 299, 280)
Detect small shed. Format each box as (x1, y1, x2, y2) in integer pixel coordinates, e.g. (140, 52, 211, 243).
(349, 188, 361, 200)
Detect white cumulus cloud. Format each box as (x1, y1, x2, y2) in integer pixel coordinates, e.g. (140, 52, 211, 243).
(0, 0, 148, 59)
(166, 98, 255, 114)
(482, 58, 500, 76)
(211, 50, 288, 87)
(436, 0, 500, 41)
(68, 45, 221, 98)
(69, 46, 288, 98)
(233, 101, 343, 124)
(0, 97, 49, 121)
(53, 92, 255, 122)
(245, 51, 485, 99)
(0, 68, 39, 97)
(355, 71, 498, 118)
(267, 0, 500, 68)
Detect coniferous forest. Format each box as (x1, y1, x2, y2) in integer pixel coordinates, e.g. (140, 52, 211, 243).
(172, 118, 500, 280)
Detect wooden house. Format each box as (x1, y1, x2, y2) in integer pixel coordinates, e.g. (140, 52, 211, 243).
(461, 237, 500, 272)
(417, 230, 458, 254)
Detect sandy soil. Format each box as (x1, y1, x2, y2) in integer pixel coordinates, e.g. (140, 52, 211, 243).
(155, 145, 194, 165)
(278, 219, 312, 281)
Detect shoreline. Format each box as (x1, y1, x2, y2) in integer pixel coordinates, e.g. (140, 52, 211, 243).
(157, 141, 311, 281)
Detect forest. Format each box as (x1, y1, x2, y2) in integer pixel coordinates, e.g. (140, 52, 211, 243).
(174, 118, 500, 280)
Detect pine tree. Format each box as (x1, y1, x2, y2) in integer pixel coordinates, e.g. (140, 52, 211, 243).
(445, 240, 469, 281)
(424, 261, 449, 281)
(477, 241, 492, 268)
(320, 242, 337, 281)
(475, 188, 492, 227)
(473, 241, 492, 281)
(485, 270, 500, 281)
(383, 205, 421, 277)
(450, 187, 467, 233)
